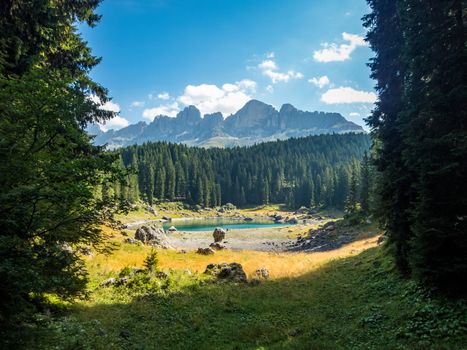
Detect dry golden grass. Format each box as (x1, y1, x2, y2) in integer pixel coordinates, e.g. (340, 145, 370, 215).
(87, 227, 379, 279)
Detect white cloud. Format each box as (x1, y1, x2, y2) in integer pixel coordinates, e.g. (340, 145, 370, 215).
(349, 112, 361, 118)
(131, 101, 145, 108)
(178, 80, 256, 116)
(259, 59, 278, 70)
(142, 102, 180, 120)
(267, 52, 275, 58)
(266, 85, 274, 93)
(101, 101, 120, 113)
(98, 116, 130, 132)
(313, 32, 367, 62)
(321, 87, 377, 104)
(158, 92, 170, 100)
(308, 75, 330, 88)
(258, 58, 303, 84)
(89, 95, 121, 113)
(237, 79, 257, 92)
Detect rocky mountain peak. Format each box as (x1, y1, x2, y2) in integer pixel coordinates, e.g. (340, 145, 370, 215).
(92, 99, 364, 149)
(280, 103, 298, 115)
(176, 105, 201, 125)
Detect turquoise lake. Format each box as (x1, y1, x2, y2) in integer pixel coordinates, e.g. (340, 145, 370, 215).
(162, 218, 293, 232)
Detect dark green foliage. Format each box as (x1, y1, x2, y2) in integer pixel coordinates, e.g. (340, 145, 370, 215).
(0, 0, 118, 324)
(116, 133, 371, 209)
(359, 152, 371, 215)
(144, 250, 160, 273)
(364, 0, 413, 274)
(364, 0, 467, 292)
(345, 166, 358, 215)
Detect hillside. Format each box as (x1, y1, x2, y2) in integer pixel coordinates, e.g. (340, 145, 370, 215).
(91, 100, 364, 149)
(114, 133, 371, 208)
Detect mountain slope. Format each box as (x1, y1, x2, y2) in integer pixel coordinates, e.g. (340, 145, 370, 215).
(92, 100, 364, 148)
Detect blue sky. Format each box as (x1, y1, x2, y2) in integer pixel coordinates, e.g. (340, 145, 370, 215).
(80, 0, 375, 131)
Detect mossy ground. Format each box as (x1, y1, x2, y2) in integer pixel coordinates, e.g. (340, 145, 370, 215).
(9, 206, 467, 349)
(17, 245, 467, 349)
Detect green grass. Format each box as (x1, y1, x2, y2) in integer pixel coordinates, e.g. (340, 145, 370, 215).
(16, 247, 467, 350)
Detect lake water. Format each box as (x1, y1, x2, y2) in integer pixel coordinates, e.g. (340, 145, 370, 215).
(162, 218, 293, 232)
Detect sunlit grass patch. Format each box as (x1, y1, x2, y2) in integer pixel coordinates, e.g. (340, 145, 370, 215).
(85, 233, 380, 281)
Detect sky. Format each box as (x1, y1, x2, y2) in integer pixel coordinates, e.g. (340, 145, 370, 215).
(79, 0, 376, 131)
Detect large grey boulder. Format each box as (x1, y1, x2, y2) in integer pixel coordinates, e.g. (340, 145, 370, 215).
(213, 227, 226, 242)
(204, 262, 247, 283)
(134, 225, 171, 248)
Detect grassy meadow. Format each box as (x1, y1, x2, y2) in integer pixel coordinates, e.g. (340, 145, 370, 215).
(24, 246, 467, 350)
(11, 206, 467, 349)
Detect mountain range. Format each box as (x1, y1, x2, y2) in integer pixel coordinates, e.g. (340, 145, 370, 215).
(89, 99, 364, 148)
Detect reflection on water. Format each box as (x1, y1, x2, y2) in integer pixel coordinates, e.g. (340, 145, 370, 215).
(162, 218, 293, 232)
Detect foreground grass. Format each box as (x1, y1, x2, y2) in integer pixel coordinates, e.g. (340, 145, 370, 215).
(20, 245, 467, 350)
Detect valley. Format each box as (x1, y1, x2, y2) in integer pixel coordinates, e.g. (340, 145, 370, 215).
(19, 204, 466, 350)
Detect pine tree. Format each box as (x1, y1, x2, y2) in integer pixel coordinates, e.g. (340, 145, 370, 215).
(397, 0, 467, 291)
(345, 167, 358, 215)
(0, 0, 119, 322)
(360, 152, 371, 215)
(363, 0, 412, 273)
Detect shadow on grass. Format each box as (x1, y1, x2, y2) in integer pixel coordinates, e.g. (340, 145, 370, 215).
(14, 247, 467, 350)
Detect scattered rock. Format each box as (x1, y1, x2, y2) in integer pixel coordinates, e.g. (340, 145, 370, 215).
(243, 217, 253, 222)
(377, 235, 388, 245)
(209, 242, 226, 250)
(274, 214, 283, 222)
(213, 227, 226, 242)
(205, 262, 247, 283)
(134, 225, 171, 248)
(100, 278, 116, 287)
(99, 277, 129, 287)
(162, 216, 172, 221)
(296, 206, 309, 214)
(77, 246, 92, 256)
(60, 243, 74, 253)
(167, 226, 177, 232)
(254, 268, 270, 280)
(124, 237, 140, 245)
(155, 271, 169, 279)
(146, 206, 158, 215)
(286, 217, 299, 224)
(197, 247, 215, 255)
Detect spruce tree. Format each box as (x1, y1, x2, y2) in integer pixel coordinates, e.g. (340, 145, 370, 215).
(360, 152, 371, 215)
(0, 0, 119, 323)
(364, 0, 412, 273)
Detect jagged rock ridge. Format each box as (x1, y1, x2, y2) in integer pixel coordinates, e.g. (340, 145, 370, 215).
(91, 100, 364, 148)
